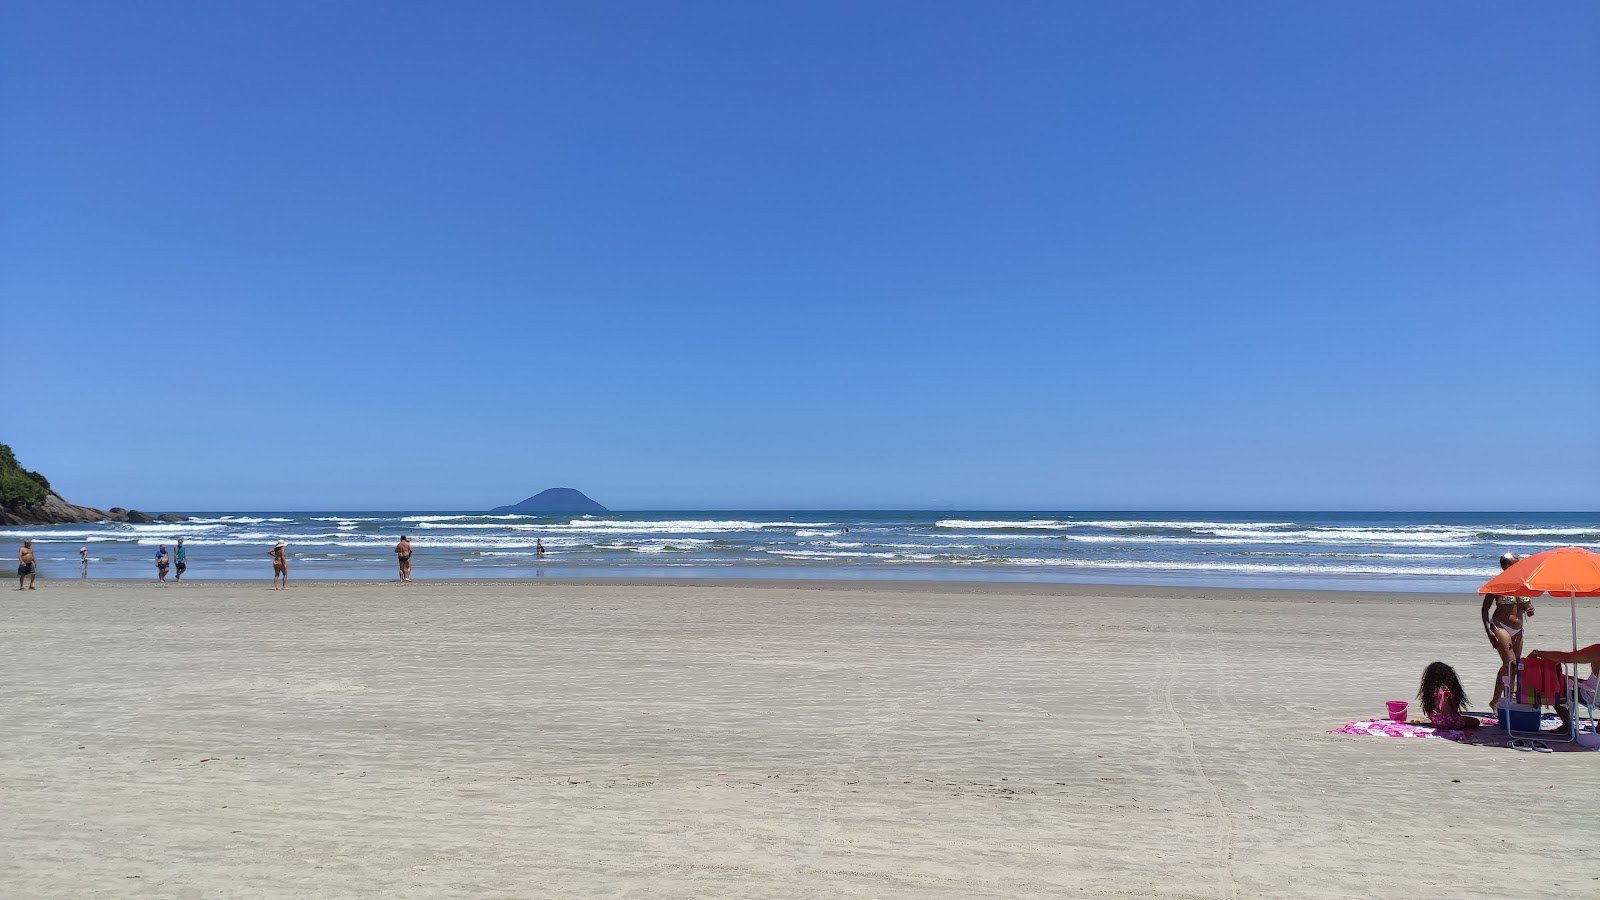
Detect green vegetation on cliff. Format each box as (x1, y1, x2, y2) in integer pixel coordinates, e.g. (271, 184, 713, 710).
(0, 443, 53, 507)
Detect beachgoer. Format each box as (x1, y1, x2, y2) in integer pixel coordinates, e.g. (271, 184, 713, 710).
(395, 535, 412, 583)
(174, 538, 187, 581)
(79, 545, 88, 567)
(1530, 645, 1600, 700)
(17, 539, 37, 590)
(155, 545, 170, 582)
(1530, 644, 1600, 677)
(1529, 646, 1600, 735)
(269, 540, 288, 589)
(1483, 552, 1534, 710)
(1418, 662, 1481, 730)
(536, 539, 545, 558)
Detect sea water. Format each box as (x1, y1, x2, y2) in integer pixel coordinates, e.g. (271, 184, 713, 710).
(7, 511, 1597, 591)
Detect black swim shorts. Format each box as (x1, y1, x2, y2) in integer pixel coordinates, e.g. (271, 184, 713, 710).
(176, 562, 186, 572)
(18, 563, 35, 576)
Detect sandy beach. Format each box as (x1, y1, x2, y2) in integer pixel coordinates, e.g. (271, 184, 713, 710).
(2, 578, 1597, 899)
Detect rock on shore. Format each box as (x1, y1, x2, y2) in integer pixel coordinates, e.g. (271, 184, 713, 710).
(0, 442, 191, 526)
(0, 496, 193, 528)
(0, 490, 111, 527)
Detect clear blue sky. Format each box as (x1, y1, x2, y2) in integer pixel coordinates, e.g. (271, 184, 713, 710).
(3, 2, 1596, 511)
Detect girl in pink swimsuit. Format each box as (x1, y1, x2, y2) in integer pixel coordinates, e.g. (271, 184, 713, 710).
(1419, 662, 1482, 730)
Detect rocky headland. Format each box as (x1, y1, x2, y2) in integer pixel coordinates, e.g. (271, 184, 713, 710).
(0, 443, 189, 527)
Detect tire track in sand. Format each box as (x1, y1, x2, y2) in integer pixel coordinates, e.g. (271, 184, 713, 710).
(1162, 629, 1237, 900)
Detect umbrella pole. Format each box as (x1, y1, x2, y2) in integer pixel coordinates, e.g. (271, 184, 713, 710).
(1572, 586, 1580, 739)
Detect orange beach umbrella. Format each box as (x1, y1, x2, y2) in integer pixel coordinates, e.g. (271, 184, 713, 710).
(1477, 546, 1600, 598)
(1479, 546, 1599, 668)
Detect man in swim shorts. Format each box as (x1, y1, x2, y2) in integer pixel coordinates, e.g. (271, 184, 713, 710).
(394, 535, 412, 583)
(174, 537, 187, 581)
(18, 539, 37, 590)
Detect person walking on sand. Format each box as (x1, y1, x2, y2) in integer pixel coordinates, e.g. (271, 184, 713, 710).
(394, 535, 413, 583)
(17, 539, 37, 590)
(1483, 551, 1535, 710)
(269, 540, 288, 589)
(155, 545, 171, 582)
(174, 537, 187, 582)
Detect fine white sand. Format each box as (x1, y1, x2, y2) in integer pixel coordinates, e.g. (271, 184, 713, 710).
(2, 579, 1597, 899)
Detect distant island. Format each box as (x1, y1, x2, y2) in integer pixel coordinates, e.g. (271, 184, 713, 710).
(0, 442, 189, 526)
(491, 488, 608, 514)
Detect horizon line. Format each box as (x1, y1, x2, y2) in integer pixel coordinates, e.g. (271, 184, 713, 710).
(103, 507, 1600, 516)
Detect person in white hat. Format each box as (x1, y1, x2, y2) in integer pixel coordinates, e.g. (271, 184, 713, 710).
(268, 540, 288, 590)
(1483, 551, 1534, 711)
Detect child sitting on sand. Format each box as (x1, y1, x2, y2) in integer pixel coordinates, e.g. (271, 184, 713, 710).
(1419, 662, 1481, 730)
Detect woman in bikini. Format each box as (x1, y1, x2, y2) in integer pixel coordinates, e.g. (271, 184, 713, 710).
(1483, 551, 1534, 710)
(269, 540, 288, 590)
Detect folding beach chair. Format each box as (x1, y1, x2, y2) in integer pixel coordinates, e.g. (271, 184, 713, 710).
(1500, 657, 1579, 745)
(1571, 671, 1599, 734)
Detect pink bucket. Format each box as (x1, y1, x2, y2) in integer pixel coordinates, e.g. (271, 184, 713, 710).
(1386, 700, 1408, 722)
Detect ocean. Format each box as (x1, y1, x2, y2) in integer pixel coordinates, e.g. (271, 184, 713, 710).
(7, 511, 1598, 591)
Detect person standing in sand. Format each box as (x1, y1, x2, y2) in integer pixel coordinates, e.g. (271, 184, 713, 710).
(394, 535, 413, 583)
(17, 539, 37, 590)
(269, 540, 288, 589)
(1483, 551, 1534, 710)
(174, 537, 187, 581)
(155, 545, 171, 582)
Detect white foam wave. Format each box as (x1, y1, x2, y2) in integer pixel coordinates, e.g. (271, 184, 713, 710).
(935, 519, 1298, 531)
(770, 549, 938, 561)
(1072, 519, 1299, 530)
(936, 519, 1065, 530)
(555, 519, 832, 534)
(1479, 526, 1600, 537)
(408, 522, 530, 530)
(1202, 528, 1476, 546)
(22, 532, 158, 543)
(121, 523, 227, 534)
(398, 514, 535, 522)
(1054, 534, 1228, 545)
(403, 519, 816, 534)
(1002, 558, 1488, 577)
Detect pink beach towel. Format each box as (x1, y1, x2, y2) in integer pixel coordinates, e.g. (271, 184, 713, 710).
(1330, 718, 1437, 738)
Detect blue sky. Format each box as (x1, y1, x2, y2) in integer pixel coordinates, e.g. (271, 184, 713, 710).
(3, 2, 1596, 511)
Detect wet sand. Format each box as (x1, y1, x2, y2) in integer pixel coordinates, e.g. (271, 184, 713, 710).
(2, 579, 1597, 898)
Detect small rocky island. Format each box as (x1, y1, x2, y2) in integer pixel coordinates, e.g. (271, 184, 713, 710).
(491, 488, 608, 514)
(0, 443, 189, 527)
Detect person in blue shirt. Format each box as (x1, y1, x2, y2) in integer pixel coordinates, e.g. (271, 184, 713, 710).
(155, 545, 170, 582)
(174, 537, 187, 581)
